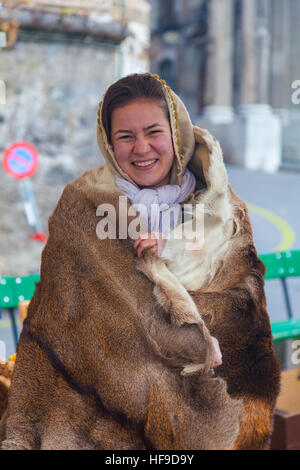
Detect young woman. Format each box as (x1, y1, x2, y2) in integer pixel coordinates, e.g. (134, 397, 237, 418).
(1, 73, 280, 450)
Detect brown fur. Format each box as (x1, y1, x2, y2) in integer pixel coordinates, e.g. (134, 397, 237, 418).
(184, 189, 281, 449)
(230, 398, 274, 450)
(0, 169, 242, 450)
(136, 251, 216, 375)
(96, 80, 280, 449)
(136, 202, 280, 449)
(0, 361, 14, 422)
(1, 130, 281, 449)
(1, 124, 280, 449)
(133, 129, 280, 449)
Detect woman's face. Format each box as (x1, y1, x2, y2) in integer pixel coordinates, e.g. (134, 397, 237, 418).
(111, 99, 175, 188)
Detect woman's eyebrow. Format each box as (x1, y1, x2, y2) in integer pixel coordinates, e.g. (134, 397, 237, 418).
(114, 123, 163, 136)
(114, 129, 133, 136)
(143, 123, 162, 131)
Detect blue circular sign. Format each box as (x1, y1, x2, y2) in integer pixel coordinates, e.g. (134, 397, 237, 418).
(3, 142, 39, 179)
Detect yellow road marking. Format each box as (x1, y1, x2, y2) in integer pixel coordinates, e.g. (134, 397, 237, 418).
(247, 203, 296, 252)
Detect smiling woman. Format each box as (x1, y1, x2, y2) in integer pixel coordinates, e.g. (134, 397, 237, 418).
(1, 73, 280, 451)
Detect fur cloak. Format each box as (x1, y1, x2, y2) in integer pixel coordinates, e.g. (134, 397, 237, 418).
(0, 74, 280, 450)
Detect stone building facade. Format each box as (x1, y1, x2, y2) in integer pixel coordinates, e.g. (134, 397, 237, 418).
(150, 0, 300, 172)
(0, 0, 150, 275)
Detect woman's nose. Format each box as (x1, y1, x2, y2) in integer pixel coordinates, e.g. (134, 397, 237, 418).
(133, 136, 151, 155)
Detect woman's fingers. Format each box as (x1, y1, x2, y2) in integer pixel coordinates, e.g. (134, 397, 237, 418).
(134, 233, 161, 257)
(134, 233, 167, 257)
(137, 238, 157, 258)
(134, 233, 153, 251)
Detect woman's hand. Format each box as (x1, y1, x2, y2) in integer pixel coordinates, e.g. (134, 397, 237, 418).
(133, 233, 167, 258)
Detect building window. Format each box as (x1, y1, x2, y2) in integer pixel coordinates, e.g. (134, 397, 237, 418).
(158, 0, 175, 27)
(159, 58, 176, 91)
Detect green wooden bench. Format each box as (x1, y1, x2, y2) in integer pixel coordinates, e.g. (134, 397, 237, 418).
(259, 250, 300, 342)
(0, 274, 40, 347)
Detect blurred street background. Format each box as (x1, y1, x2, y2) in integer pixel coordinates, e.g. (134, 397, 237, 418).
(1, 0, 300, 363)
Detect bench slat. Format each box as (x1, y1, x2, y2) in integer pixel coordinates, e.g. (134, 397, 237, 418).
(260, 250, 300, 279)
(271, 319, 300, 342)
(0, 277, 17, 309)
(13, 274, 40, 304)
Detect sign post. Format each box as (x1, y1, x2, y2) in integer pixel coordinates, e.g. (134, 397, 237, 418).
(2, 141, 47, 243)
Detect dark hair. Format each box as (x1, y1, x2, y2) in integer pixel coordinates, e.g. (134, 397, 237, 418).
(101, 73, 170, 143)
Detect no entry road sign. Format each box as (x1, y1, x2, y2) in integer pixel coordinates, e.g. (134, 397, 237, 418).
(3, 141, 39, 179)
(2, 141, 47, 243)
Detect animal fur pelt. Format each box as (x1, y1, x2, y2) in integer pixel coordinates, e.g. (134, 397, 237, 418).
(0, 74, 280, 449)
(0, 361, 14, 421)
(0, 168, 242, 450)
(135, 127, 235, 375)
(135, 127, 281, 449)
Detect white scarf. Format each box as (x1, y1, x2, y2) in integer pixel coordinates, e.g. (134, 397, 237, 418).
(115, 169, 196, 235)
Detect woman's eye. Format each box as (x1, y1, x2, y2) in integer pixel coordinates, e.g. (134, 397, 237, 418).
(119, 135, 132, 140)
(149, 130, 161, 136)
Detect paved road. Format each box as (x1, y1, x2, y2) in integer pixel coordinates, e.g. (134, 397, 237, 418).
(1, 165, 300, 360)
(227, 165, 300, 326)
(227, 165, 299, 254)
(227, 165, 300, 370)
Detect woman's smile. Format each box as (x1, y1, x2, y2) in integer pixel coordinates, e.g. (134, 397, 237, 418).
(131, 159, 158, 169)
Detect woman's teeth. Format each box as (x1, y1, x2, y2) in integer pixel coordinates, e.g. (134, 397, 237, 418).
(133, 160, 156, 167)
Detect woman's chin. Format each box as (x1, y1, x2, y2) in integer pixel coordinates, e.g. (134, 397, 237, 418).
(130, 169, 171, 189)
(136, 176, 166, 189)
(130, 171, 161, 188)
